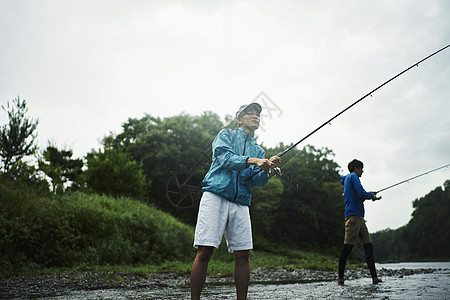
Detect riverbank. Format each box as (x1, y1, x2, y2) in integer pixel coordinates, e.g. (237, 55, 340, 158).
(0, 266, 441, 299)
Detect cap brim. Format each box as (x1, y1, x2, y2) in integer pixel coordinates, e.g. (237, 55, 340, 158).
(236, 102, 262, 119)
(246, 103, 262, 113)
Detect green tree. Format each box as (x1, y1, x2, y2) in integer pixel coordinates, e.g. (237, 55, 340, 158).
(372, 226, 408, 262)
(85, 148, 148, 199)
(0, 97, 38, 173)
(270, 145, 342, 249)
(251, 176, 284, 240)
(319, 181, 345, 248)
(38, 145, 84, 193)
(404, 180, 450, 260)
(372, 180, 450, 262)
(0, 160, 50, 195)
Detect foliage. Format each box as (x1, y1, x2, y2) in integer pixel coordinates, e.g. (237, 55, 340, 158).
(406, 180, 450, 259)
(267, 145, 344, 250)
(372, 180, 450, 262)
(250, 247, 340, 270)
(0, 97, 38, 173)
(370, 227, 408, 262)
(251, 176, 284, 238)
(85, 148, 148, 199)
(0, 160, 49, 194)
(0, 189, 194, 276)
(38, 145, 84, 193)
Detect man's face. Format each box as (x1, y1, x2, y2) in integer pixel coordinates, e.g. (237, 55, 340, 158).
(238, 109, 260, 133)
(354, 167, 364, 177)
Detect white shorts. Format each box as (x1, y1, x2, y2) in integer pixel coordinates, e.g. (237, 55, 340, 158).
(193, 191, 253, 252)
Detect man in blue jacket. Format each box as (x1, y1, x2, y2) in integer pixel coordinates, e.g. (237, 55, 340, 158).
(338, 159, 382, 285)
(190, 103, 281, 300)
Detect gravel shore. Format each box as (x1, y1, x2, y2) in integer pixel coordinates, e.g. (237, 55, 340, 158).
(0, 267, 439, 299)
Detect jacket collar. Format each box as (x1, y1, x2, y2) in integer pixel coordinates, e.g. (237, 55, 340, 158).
(238, 127, 255, 139)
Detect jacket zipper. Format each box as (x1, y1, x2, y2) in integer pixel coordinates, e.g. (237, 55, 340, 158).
(233, 133, 249, 202)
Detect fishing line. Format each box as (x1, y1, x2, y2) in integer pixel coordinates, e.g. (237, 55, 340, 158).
(376, 164, 450, 193)
(246, 44, 450, 182)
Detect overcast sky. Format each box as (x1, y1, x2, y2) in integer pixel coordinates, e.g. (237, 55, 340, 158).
(1, 0, 449, 232)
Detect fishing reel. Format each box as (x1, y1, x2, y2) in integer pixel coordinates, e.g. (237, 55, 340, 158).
(268, 167, 282, 178)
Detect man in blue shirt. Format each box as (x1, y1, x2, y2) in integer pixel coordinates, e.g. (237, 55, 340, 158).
(338, 159, 382, 285)
(190, 103, 281, 300)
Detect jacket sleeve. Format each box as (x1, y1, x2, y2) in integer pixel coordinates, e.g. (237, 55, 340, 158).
(249, 168, 269, 186)
(351, 173, 375, 200)
(248, 147, 269, 186)
(213, 129, 248, 171)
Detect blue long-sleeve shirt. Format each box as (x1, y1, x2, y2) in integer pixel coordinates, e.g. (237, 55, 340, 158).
(340, 173, 375, 218)
(202, 128, 268, 206)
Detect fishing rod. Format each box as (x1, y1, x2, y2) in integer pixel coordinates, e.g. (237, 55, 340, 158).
(246, 44, 450, 182)
(376, 164, 450, 193)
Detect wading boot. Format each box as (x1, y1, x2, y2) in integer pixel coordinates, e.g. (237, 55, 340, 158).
(372, 277, 382, 284)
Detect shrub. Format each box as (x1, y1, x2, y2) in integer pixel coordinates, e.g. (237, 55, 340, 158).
(0, 189, 194, 275)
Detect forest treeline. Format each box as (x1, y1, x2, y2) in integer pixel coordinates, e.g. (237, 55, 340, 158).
(0, 97, 448, 274)
(372, 181, 450, 262)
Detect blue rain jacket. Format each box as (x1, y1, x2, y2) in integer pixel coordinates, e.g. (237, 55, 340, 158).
(340, 173, 375, 218)
(202, 128, 268, 206)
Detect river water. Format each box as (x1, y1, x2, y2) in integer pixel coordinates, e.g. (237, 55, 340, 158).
(35, 262, 449, 300)
(0, 262, 450, 300)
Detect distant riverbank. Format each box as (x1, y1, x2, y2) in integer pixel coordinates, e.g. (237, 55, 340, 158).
(2, 263, 447, 299)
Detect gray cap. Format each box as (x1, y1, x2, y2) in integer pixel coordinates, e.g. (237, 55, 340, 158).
(235, 103, 262, 119)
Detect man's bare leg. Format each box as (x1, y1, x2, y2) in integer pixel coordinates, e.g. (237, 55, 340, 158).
(234, 250, 250, 300)
(190, 246, 214, 300)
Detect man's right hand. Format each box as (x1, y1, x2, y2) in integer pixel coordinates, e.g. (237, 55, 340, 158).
(370, 191, 382, 201)
(247, 157, 274, 171)
(255, 158, 274, 171)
